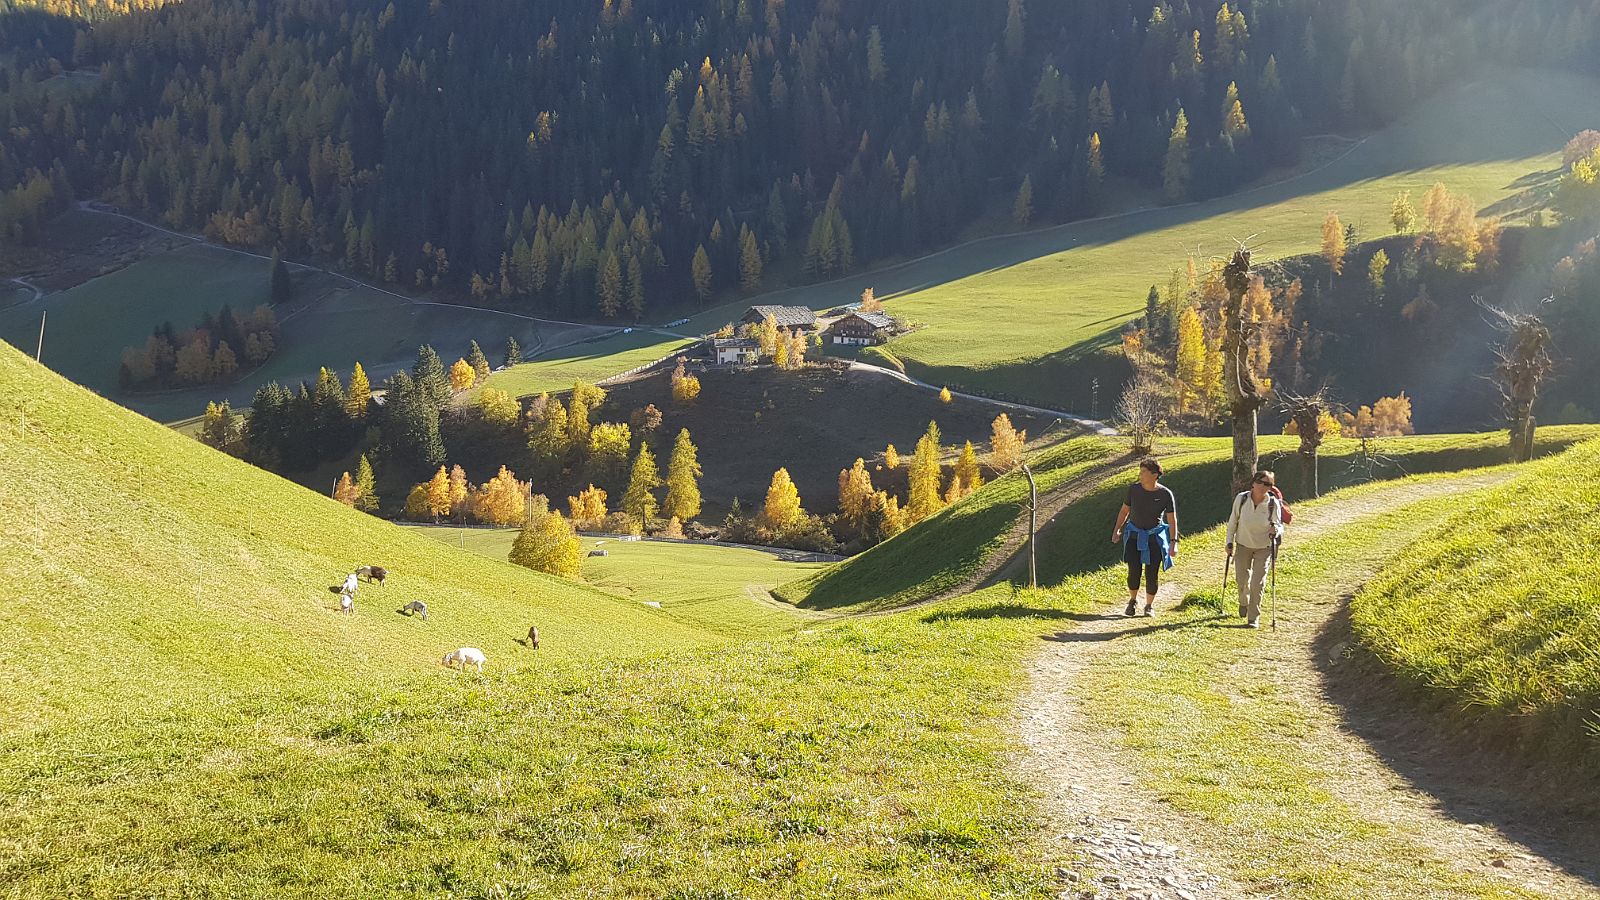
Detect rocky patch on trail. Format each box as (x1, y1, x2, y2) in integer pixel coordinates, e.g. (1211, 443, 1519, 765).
(1052, 813, 1223, 899)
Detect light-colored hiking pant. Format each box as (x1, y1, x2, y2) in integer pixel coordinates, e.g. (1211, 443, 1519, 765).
(1234, 544, 1273, 622)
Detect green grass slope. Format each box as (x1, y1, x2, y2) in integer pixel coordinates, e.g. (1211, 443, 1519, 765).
(774, 437, 1115, 612)
(0, 338, 1074, 897)
(0, 338, 710, 735)
(670, 69, 1600, 411)
(1351, 440, 1600, 762)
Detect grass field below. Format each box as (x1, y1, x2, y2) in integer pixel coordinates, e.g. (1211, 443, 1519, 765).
(410, 526, 827, 637)
(471, 328, 694, 401)
(0, 242, 611, 422)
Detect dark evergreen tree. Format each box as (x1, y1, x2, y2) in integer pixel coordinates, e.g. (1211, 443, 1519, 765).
(269, 249, 293, 305)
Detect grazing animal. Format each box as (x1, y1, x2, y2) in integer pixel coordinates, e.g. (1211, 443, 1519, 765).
(339, 592, 355, 615)
(442, 647, 486, 673)
(397, 600, 429, 622)
(527, 625, 540, 649)
(357, 565, 388, 586)
(342, 572, 360, 595)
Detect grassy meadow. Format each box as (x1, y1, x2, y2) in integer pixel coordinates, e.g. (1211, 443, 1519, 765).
(1352, 441, 1600, 761)
(0, 241, 611, 422)
(412, 526, 829, 637)
(0, 340, 1074, 897)
(6, 333, 1597, 895)
(667, 68, 1600, 411)
(472, 328, 694, 401)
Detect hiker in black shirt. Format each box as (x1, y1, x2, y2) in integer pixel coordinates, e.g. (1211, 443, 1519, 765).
(1111, 458, 1179, 617)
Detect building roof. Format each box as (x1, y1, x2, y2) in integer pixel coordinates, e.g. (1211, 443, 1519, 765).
(829, 310, 896, 330)
(743, 305, 817, 328)
(712, 337, 759, 349)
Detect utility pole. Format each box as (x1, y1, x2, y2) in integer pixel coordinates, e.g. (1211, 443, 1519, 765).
(1021, 461, 1038, 589)
(35, 310, 46, 361)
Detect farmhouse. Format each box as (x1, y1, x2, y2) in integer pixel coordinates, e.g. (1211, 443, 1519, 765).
(711, 337, 760, 366)
(740, 305, 817, 331)
(824, 311, 897, 345)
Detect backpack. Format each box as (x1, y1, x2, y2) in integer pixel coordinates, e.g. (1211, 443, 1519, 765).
(1268, 486, 1293, 525)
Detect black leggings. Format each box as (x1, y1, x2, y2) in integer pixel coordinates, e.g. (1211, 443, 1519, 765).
(1124, 539, 1160, 595)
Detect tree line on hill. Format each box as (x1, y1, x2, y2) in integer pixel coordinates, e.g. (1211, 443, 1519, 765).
(195, 332, 1034, 560)
(1117, 135, 1600, 450)
(119, 303, 279, 390)
(5, 0, 1595, 314)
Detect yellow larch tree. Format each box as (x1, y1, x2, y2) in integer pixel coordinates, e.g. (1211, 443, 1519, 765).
(1173, 306, 1207, 411)
(449, 358, 476, 392)
(663, 428, 703, 522)
(989, 413, 1026, 471)
(761, 467, 803, 530)
(475, 466, 527, 527)
(346, 362, 372, 420)
(1321, 212, 1346, 276)
(333, 471, 358, 506)
(905, 421, 945, 524)
(425, 466, 453, 520)
(567, 484, 609, 529)
(884, 443, 900, 469)
(447, 464, 470, 514)
(952, 440, 983, 498)
(837, 458, 875, 531)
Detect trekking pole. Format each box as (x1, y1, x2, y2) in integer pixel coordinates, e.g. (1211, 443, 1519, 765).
(1221, 543, 1233, 602)
(1269, 537, 1279, 631)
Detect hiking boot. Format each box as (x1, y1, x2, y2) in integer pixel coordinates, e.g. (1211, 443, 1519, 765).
(1143, 602, 1155, 617)
(1124, 599, 1138, 617)
(1238, 604, 1248, 618)
(1247, 618, 1260, 629)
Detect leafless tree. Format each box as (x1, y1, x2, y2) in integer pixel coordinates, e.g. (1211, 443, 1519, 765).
(1222, 247, 1270, 493)
(1482, 302, 1555, 463)
(1116, 373, 1167, 456)
(1278, 385, 1340, 498)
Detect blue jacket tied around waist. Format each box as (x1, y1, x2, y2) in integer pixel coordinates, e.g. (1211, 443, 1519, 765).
(1123, 521, 1173, 570)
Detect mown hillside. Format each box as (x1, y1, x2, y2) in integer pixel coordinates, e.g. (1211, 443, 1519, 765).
(1351, 439, 1600, 766)
(0, 338, 711, 735)
(0, 337, 1074, 896)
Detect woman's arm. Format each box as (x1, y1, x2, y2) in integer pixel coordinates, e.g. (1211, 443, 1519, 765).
(1112, 504, 1130, 542)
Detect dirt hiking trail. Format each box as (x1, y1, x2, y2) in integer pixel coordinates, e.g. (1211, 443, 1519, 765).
(1016, 473, 1600, 899)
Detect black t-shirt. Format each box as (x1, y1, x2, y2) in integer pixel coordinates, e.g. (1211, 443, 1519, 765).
(1125, 482, 1176, 530)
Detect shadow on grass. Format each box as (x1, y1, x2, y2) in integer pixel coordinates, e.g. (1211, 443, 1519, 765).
(1040, 613, 1231, 643)
(920, 604, 1077, 624)
(1314, 601, 1600, 887)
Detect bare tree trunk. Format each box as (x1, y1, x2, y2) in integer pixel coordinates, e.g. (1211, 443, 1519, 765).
(1514, 411, 1536, 463)
(1300, 446, 1319, 498)
(1222, 249, 1266, 495)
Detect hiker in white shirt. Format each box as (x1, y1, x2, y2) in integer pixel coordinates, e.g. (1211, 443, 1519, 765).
(1225, 470, 1284, 628)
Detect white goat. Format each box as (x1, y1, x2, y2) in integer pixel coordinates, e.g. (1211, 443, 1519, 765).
(339, 592, 355, 615)
(442, 647, 486, 674)
(342, 572, 360, 595)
